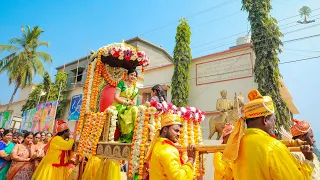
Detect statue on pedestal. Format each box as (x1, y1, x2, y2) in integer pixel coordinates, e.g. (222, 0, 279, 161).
(209, 91, 245, 140)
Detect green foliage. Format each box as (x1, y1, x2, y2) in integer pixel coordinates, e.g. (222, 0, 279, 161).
(299, 6, 312, 18)
(242, 0, 290, 130)
(21, 72, 52, 112)
(21, 71, 68, 119)
(0, 25, 52, 110)
(48, 71, 68, 119)
(171, 18, 192, 107)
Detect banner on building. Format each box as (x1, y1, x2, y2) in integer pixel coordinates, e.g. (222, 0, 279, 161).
(41, 101, 58, 132)
(22, 100, 58, 133)
(68, 94, 83, 121)
(0, 111, 11, 129)
(21, 108, 37, 132)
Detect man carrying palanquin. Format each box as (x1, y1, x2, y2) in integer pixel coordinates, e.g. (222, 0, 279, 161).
(223, 89, 315, 180)
(291, 118, 320, 179)
(146, 113, 195, 180)
(213, 123, 234, 180)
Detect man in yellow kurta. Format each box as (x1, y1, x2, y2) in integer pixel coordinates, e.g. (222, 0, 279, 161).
(32, 119, 74, 180)
(291, 119, 320, 179)
(213, 123, 234, 180)
(146, 113, 195, 180)
(223, 89, 315, 180)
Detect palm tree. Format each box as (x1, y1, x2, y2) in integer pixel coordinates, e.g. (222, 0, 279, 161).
(0, 25, 52, 111)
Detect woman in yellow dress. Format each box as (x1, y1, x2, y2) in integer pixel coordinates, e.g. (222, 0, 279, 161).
(32, 119, 74, 180)
(113, 69, 139, 143)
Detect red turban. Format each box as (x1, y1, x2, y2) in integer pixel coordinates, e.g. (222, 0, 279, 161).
(56, 119, 69, 133)
(290, 119, 311, 137)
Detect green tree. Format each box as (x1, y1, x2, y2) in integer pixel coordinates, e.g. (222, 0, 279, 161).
(21, 72, 52, 112)
(48, 71, 68, 119)
(171, 18, 192, 107)
(242, 0, 290, 130)
(0, 25, 52, 111)
(299, 6, 312, 21)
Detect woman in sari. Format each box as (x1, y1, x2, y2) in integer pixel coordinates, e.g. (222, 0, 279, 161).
(113, 69, 139, 143)
(32, 132, 45, 169)
(0, 130, 14, 180)
(6, 132, 36, 180)
(32, 119, 74, 180)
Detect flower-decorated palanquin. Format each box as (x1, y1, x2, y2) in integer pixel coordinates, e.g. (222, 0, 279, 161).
(75, 41, 206, 180)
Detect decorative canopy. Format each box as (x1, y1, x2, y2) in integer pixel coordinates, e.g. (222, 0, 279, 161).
(97, 40, 150, 70)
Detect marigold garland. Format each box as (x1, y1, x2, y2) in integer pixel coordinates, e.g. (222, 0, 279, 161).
(101, 65, 126, 87)
(76, 63, 92, 135)
(138, 112, 149, 180)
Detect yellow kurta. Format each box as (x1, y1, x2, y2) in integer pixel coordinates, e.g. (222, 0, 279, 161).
(232, 128, 314, 180)
(32, 136, 74, 180)
(149, 138, 194, 180)
(213, 152, 233, 180)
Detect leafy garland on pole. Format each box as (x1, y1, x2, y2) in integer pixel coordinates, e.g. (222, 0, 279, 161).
(171, 18, 192, 107)
(242, 0, 290, 130)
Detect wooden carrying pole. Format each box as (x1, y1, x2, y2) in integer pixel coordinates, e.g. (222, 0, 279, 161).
(177, 139, 305, 153)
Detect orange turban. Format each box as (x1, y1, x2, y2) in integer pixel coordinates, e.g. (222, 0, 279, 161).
(55, 119, 69, 133)
(223, 89, 275, 162)
(290, 119, 311, 137)
(222, 123, 234, 137)
(145, 113, 182, 162)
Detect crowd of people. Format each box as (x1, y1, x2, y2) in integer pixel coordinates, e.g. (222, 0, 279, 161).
(0, 120, 74, 180)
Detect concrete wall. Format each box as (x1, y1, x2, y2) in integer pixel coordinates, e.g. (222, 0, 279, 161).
(136, 41, 172, 70)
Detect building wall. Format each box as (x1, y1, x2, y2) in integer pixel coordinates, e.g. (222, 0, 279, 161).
(136, 42, 172, 71)
(18, 85, 36, 101)
(141, 46, 258, 138)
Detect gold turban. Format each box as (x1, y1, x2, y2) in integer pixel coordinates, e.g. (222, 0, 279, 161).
(223, 89, 275, 162)
(145, 113, 182, 162)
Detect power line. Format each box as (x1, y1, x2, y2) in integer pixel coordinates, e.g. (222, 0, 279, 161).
(191, 8, 320, 49)
(280, 55, 320, 64)
(141, 33, 320, 88)
(138, 0, 238, 36)
(283, 48, 320, 53)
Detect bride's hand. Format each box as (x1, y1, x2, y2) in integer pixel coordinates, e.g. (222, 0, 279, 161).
(129, 101, 135, 106)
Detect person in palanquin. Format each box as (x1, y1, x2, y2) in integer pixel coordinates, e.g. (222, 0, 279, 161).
(6, 132, 36, 180)
(0, 130, 15, 180)
(151, 84, 167, 103)
(216, 90, 233, 123)
(32, 119, 74, 180)
(290, 119, 320, 179)
(223, 89, 315, 180)
(146, 113, 196, 180)
(213, 123, 234, 180)
(113, 69, 139, 143)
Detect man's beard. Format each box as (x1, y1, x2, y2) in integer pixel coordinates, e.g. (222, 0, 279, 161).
(268, 126, 276, 135)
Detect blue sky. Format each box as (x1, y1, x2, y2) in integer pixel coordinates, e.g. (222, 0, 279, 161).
(0, 0, 319, 145)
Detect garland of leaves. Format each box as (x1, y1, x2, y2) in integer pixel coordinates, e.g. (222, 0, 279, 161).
(242, 0, 290, 130)
(171, 18, 192, 107)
